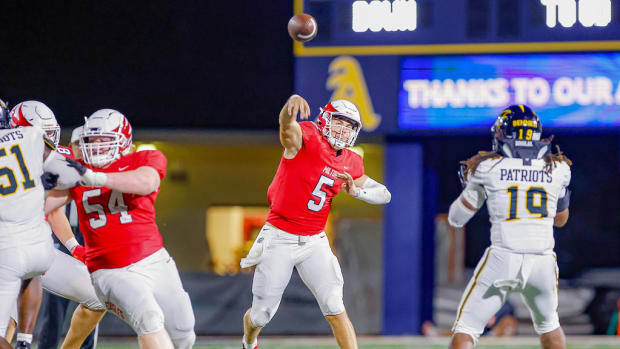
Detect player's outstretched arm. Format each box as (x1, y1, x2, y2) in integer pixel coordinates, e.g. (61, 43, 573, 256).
(336, 173, 391, 205)
(81, 166, 160, 196)
(279, 94, 310, 159)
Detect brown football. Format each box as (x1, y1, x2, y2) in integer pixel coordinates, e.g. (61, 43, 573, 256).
(287, 13, 317, 43)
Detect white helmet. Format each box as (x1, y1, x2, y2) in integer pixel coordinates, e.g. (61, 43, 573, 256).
(70, 125, 83, 144)
(10, 101, 61, 146)
(316, 99, 362, 150)
(80, 109, 133, 168)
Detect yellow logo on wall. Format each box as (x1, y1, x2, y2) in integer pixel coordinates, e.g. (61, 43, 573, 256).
(327, 56, 381, 131)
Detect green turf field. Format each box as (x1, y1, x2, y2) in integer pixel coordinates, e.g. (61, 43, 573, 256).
(86, 336, 620, 349)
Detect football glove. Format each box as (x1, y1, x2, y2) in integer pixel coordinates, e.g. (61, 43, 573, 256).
(71, 245, 86, 263)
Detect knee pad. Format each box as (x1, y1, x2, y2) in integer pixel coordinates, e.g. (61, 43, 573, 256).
(534, 318, 560, 335)
(169, 293, 196, 349)
(84, 296, 106, 311)
(250, 307, 274, 328)
(452, 331, 479, 346)
(136, 309, 165, 336)
(319, 287, 345, 316)
(171, 330, 196, 349)
(452, 323, 480, 346)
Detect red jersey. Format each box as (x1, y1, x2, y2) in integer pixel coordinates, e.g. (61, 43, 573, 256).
(56, 145, 75, 159)
(69, 150, 167, 272)
(266, 121, 364, 235)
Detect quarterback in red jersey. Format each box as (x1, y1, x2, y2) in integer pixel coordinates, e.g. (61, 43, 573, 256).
(241, 95, 391, 349)
(45, 109, 195, 349)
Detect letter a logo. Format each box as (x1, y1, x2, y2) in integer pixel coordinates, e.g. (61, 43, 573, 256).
(326, 56, 381, 131)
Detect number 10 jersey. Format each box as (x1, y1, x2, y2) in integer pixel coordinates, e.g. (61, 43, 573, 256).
(266, 122, 364, 236)
(468, 157, 571, 254)
(69, 150, 167, 272)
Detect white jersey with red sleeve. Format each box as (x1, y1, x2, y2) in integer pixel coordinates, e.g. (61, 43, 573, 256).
(266, 121, 364, 235)
(69, 150, 167, 272)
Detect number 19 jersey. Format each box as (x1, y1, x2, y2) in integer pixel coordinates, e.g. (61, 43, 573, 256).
(266, 122, 364, 236)
(469, 157, 571, 253)
(69, 150, 167, 272)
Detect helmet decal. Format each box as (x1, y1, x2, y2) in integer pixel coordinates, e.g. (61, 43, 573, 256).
(9, 101, 60, 146)
(492, 104, 547, 159)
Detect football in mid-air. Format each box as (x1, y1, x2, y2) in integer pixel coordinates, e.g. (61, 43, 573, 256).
(287, 13, 317, 43)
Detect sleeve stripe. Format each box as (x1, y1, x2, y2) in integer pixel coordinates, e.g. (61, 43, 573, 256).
(43, 137, 56, 150)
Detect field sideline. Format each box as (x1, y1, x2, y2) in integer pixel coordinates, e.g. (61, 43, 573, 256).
(83, 336, 620, 349)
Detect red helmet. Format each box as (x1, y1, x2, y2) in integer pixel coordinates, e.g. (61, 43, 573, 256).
(316, 99, 362, 149)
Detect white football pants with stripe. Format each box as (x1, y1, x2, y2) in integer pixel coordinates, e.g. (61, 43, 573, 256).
(452, 247, 560, 343)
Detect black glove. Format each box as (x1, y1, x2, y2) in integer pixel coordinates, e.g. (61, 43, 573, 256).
(41, 172, 59, 190)
(65, 157, 86, 175)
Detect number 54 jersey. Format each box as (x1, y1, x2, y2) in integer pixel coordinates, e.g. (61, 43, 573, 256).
(266, 121, 364, 236)
(468, 157, 571, 253)
(69, 150, 167, 272)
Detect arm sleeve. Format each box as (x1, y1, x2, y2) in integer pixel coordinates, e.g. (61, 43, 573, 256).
(562, 165, 572, 189)
(557, 165, 572, 210)
(461, 181, 487, 210)
(356, 177, 391, 205)
(448, 182, 486, 228)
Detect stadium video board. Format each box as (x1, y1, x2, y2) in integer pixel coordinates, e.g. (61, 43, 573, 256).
(296, 0, 620, 56)
(398, 52, 620, 130)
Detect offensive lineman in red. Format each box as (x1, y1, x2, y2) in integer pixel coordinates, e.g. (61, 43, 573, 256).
(241, 95, 391, 349)
(45, 109, 195, 349)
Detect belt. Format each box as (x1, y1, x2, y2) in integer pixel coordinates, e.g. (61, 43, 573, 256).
(265, 223, 326, 243)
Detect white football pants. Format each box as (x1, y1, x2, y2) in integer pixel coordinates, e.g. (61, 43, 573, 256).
(41, 248, 105, 310)
(244, 223, 345, 328)
(0, 231, 54, 335)
(452, 247, 560, 343)
(90, 248, 195, 348)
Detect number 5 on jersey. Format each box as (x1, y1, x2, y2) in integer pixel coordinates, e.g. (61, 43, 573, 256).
(307, 175, 335, 212)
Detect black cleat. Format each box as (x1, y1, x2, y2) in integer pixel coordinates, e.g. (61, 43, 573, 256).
(15, 341, 31, 349)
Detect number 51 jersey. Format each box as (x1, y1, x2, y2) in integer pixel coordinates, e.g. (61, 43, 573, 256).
(0, 127, 51, 248)
(266, 121, 364, 236)
(69, 150, 167, 272)
(468, 157, 571, 253)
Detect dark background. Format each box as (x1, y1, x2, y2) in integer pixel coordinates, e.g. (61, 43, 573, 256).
(0, 1, 293, 129)
(1, 0, 618, 278)
(423, 133, 620, 278)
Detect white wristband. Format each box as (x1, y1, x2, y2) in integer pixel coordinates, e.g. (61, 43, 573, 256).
(81, 169, 108, 187)
(64, 237, 79, 253)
